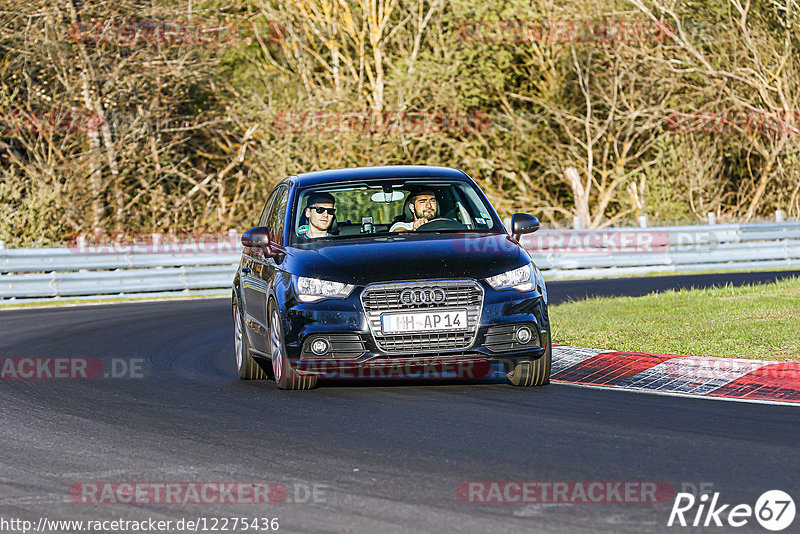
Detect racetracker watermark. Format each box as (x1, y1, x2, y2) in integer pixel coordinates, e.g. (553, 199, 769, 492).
(0, 108, 173, 138)
(666, 110, 800, 135)
(457, 18, 673, 44)
(451, 230, 670, 255)
(67, 231, 241, 255)
(0, 517, 279, 534)
(0, 108, 104, 137)
(297, 359, 493, 380)
(68, 19, 285, 46)
(665, 358, 800, 381)
(523, 230, 670, 253)
(272, 110, 490, 135)
(665, 357, 763, 381)
(69, 482, 328, 505)
(0, 357, 147, 380)
(457, 481, 674, 504)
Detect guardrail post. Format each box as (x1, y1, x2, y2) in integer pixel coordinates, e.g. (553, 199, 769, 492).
(707, 212, 716, 225)
(776, 210, 785, 222)
(0, 241, 4, 250)
(573, 216, 583, 229)
(49, 271, 58, 298)
(638, 215, 648, 228)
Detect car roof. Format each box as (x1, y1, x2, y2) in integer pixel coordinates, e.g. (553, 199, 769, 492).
(291, 165, 471, 188)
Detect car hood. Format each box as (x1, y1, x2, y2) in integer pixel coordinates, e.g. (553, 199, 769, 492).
(286, 233, 528, 285)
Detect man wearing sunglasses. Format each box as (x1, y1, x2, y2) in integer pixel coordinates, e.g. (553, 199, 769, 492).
(302, 192, 336, 239)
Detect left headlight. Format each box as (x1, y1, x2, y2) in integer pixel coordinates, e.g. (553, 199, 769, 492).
(295, 276, 355, 303)
(486, 265, 534, 292)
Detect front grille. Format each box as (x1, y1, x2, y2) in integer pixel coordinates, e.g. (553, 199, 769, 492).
(360, 279, 483, 353)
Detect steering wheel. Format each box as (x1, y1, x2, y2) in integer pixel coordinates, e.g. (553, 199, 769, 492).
(416, 217, 468, 231)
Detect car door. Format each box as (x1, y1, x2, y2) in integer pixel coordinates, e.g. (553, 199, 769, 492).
(262, 184, 290, 313)
(247, 185, 290, 352)
(241, 189, 279, 351)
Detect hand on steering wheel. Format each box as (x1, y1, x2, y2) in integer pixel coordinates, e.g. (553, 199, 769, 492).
(416, 217, 468, 231)
(412, 218, 429, 230)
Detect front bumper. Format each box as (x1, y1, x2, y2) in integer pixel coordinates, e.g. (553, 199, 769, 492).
(280, 281, 549, 377)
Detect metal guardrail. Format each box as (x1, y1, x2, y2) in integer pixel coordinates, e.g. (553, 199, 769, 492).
(519, 222, 800, 277)
(1, 222, 800, 301)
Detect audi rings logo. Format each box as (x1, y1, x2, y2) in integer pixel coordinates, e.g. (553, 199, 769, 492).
(400, 287, 447, 305)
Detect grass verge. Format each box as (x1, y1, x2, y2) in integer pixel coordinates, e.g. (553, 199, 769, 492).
(567, 265, 800, 280)
(550, 276, 800, 361)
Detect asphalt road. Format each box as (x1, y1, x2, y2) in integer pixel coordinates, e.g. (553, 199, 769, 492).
(1, 272, 799, 533)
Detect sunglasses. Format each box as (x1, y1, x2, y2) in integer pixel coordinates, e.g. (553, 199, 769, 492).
(310, 206, 335, 215)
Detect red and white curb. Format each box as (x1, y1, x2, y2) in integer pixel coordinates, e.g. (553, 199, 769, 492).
(552, 346, 800, 405)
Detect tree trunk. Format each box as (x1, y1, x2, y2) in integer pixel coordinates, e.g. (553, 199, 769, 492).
(566, 167, 590, 228)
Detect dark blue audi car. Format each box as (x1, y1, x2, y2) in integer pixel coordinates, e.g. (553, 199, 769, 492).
(232, 166, 549, 389)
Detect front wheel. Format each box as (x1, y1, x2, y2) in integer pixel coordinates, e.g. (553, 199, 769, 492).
(233, 299, 268, 380)
(507, 335, 551, 387)
(268, 302, 318, 390)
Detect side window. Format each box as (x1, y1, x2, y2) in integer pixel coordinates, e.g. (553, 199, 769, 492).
(458, 185, 496, 229)
(258, 190, 277, 227)
(265, 186, 289, 246)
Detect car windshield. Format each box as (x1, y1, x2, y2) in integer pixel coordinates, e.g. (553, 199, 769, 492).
(290, 179, 502, 244)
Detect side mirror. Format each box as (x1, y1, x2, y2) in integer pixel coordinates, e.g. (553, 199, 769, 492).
(241, 227, 271, 251)
(510, 213, 540, 241)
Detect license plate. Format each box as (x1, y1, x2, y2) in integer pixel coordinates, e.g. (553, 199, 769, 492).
(381, 309, 468, 333)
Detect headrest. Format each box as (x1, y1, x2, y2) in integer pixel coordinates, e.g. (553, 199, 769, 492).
(305, 192, 335, 208)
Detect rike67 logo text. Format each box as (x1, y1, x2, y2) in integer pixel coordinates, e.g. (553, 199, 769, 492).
(668, 490, 796, 531)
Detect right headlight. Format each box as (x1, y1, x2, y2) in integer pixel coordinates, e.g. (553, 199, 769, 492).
(295, 276, 354, 303)
(485, 264, 547, 302)
(486, 265, 534, 292)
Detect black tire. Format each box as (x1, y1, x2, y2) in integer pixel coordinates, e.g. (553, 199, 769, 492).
(268, 301, 318, 390)
(507, 334, 551, 387)
(233, 298, 268, 380)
